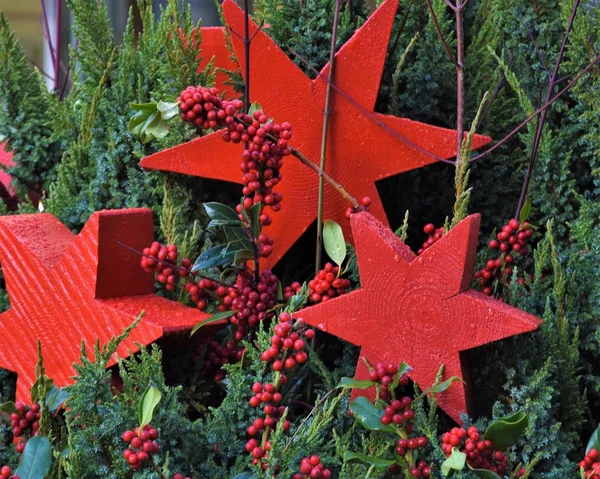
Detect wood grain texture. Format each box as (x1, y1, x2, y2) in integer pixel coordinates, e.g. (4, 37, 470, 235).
(0, 208, 215, 402)
(294, 212, 542, 423)
(140, 0, 492, 270)
(198, 27, 239, 99)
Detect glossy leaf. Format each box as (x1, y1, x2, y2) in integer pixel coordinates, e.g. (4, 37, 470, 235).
(31, 375, 54, 403)
(248, 102, 262, 116)
(191, 310, 235, 336)
(343, 451, 395, 468)
(469, 466, 502, 479)
(156, 100, 179, 120)
(390, 362, 413, 389)
(138, 385, 161, 430)
(203, 202, 240, 222)
(441, 448, 466, 476)
(249, 202, 262, 239)
(484, 410, 528, 450)
(0, 401, 17, 414)
(323, 220, 346, 266)
(208, 219, 244, 229)
(45, 386, 70, 414)
(225, 226, 247, 242)
(234, 250, 254, 265)
(232, 473, 257, 479)
(14, 436, 52, 479)
(349, 396, 396, 433)
(586, 424, 600, 453)
(240, 197, 250, 223)
(338, 377, 377, 389)
(224, 239, 254, 254)
(415, 376, 463, 401)
(519, 197, 532, 223)
(192, 245, 235, 271)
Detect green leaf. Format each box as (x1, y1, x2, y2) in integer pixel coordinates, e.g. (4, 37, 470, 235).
(234, 250, 254, 265)
(349, 396, 396, 433)
(240, 197, 250, 223)
(157, 100, 179, 120)
(343, 451, 395, 468)
(441, 448, 466, 476)
(138, 385, 162, 430)
(586, 424, 600, 453)
(468, 466, 502, 479)
(224, 239, 254, 254)
(248, 102, 262, 116)
(130, 102, 158, 112)
(0, 401, 17, 414)
(225, 226, 247, 242)
(391, 362, 412, 389)
(415, 376, 464, 401)
(14, 436, 53, 479)
(190, 310, 235, 336)
(249, 202, 262, 239)
(203, 202, 240, 222)
(323, 220, 346, 266)
(192, 245, 235, 271)
(208, 219, 244, 228)
(232, 474, 257, 479)
(484, 410, 528, 450)
(45, 386, 70, 414)
(519, 197, 532, 223)
(338, 377, 377, 389)
(31, 375, 54, 403)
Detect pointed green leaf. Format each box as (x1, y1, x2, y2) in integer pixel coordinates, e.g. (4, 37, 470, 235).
(14, 436, 53, 479)
(157, 100, 179, 113)
(441, 448, 466, 476)
(130, 102, 158, 112)
(586, 425, 600, 453)
(224, 239, 253, 254)
(190, 310, 235, 336)
(484, 410, 528, 450)
(469, 466, 502, 479)
(323, 220, 346, 266)
(415, 376, 464, 401)
(338, 377, 377, 389)
(0, 401, 17, 414)
(248, 102, 262, 116)
(225, 226, 247, 242)
(45, 386, 70, 414)
(519, 197, 532, 223)
(138, 385, 162, 430)
(192, 245, 235, 271)
(234, 249, 255, 265)
(208, 219, 244, 228)
(343, 451, 395, 468)
(240, 197, 250, 223)
(249, 202, 262, 239)
(349, 396, 396, 433)
(31, 375, 54, 403)
(203, 202, 240, 222)
(391, 363, 412, 389)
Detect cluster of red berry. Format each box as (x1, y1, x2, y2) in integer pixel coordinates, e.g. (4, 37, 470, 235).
(245, 313, 313, 469)
(307, 263, 351, 305)
(121, 425, 160, 470)
(345, 196, 372, 218)
(417, 223, 444, 255)
(10, 401, 40, 453)
(141, 243, 190, 291)
(474, 219, 533, 296)
(283, 281, 302, 301)
(172, 474, 192, 479)
(580, 448, 600, 478)
(389, 460, 431, 478)
(292, 456, 332, 479)
(200, 339, 244, 382)
(178, 85, 244, 130)
(368, 362, 409, 401)
(441, 426, 508, 475)
(0, 467, 17, 479)
(381, 397, 415, 428)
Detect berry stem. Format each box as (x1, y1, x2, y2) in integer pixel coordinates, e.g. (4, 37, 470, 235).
(315, 0, 341, 274)
(148, 457, 168, 479)
(235, 117, 360, 209)
(243, 0, 251, 113)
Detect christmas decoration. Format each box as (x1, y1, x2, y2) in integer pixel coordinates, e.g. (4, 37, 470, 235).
(0, 142, 16, 209)
(140, 0, 491, 269)
(295, 211, 542, 422)
(198, 27, 238, 98)
(0, 209, 212, 402)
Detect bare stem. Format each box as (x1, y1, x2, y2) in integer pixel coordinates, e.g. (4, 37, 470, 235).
(316, 0, 341, 273)
(53, 0, 62, 91)
(288, 48, 455, 165)
(455, 0, 465, 162)
(425, 0, 458, 67)
(514, 0, 581, 218)
(243, 0, 251, 113)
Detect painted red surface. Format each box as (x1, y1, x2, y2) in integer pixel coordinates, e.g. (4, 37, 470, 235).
(0, 208, 213, 402)
(294, 212, 542, 422)
(0, 143, 17, 209)
(199, 26, 238, 99)
(140, 0, 492, 270)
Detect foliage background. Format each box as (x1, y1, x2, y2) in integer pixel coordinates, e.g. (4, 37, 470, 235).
(0, 0, 598, 477)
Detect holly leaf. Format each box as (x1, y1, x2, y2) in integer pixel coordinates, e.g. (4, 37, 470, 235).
(208, 219, 244, 228)
(31, 375, 54, 403)
(343, 451, 395, 468)
(45, 386, 70, 414)
(391, 362, 412, 389)
(586, 424, 600, 453)
(248, 102, 262, 117)
(337, 377, 377, 389)
(156, 100, 179, 120)
(441, 448, 466, 476)
(519, 197, 532, 223)
(138, 385, 161, 430)
(414, 376, 464, 401)
(468, 466, 502, 479)
(484, 410, 528, 450)
(249, 202, 262, 239)
(190, 310, 235, 336)
(323, 220, 346, 266)
(349, 396, 396, 433)
(14, 436, 52, 479)
(192, 245, 235, 271)
(203, 202, 241, 222)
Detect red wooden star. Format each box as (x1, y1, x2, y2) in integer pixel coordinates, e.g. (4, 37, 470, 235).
(199, 27, 239, 99)
(0, 208, 212, 402)
(294, 212, 542, 422)
(0, 143, 17, 210)
(140, 0, 491, 270)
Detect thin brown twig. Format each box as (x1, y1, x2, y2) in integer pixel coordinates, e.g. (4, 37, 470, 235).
(525, 24, 551, 79)
(288, 48, 456, 165)
(443, 0, 457, 11)
(249, 19, 265, 42)
(470, 53, 600, 163)
(226, 25, 244, 41)
(454, 0, 465, 160)
(425, 0, 458, 67)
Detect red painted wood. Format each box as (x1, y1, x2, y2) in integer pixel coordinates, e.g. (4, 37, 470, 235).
(199, 27, 238, 99)
(0, 143, 17, 210)
(140, 0, 492, 270)
(0, 208, 213, 402)
(294, 212, 542, 422)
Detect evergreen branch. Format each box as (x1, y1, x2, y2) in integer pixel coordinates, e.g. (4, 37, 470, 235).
(390, 33, 418, 113)
(425, 0, 458, 67)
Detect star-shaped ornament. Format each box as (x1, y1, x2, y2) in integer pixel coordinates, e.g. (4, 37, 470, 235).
(198, 27, 239, 99)
(0, 209, 214, 401)
(294, 212, 542, 422)
(140, 0, 491, 270)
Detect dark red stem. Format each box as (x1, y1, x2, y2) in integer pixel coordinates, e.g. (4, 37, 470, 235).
(514, 0, 580, 218)
(455, 0, 465, 161)
(53, 0, 62, 91)
(243, 0, 251, 113)
(425, 0, 457, 67)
